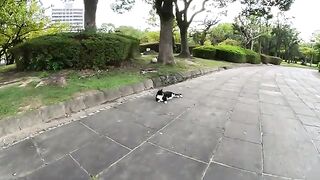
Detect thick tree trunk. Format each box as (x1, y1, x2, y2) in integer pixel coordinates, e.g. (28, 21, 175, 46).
(84, 0, 98, 31)
(178, 25, 191, 58)
(156, 0, 175, 65)
(158, 17, 175, 64)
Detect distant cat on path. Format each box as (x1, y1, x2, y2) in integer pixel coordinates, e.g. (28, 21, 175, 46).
(155, 89, 183, 104)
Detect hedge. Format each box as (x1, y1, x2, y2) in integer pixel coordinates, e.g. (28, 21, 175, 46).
(10, 32, 140, 71)
(244, 49, 261, 64)
(214, 45, 247, 63)
(261, 54, 282, 65)
(140, 42, 197, 54)
(192, 46, 216, 59)
(193, 45, 261, 64)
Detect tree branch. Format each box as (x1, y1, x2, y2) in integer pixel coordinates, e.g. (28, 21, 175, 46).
(188, 0, 209, 25)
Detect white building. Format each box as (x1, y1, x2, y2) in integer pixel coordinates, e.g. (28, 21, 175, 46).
(50, 0, 84, 31)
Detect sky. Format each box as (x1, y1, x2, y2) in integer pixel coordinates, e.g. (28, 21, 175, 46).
(42, 0, 320, 41)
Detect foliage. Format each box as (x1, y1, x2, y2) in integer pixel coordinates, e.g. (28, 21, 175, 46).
(10, 32, 140, 71)
(193, 45, 261, 64)
(192, 46, 217, 60)
(140, 31, 160, 43)
(98, 23, 116, 33)
(243, 48, 261, 64)
(260, 54, 282, 65)
(115, 26, 144, 39)
(218, 38, 241, 46)
(0, 0, 54, 64)
(210, 23, 235, 44)
(214, 45, 247, 63)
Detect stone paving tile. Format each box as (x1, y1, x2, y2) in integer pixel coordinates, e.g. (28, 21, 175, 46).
(209, 89, 239, 100)
(32, 122, 96, 163)
(150, 118, 222, 163)
(263, 134, 318, 179)
(297, 115, 320, 127)
(260, 103, 295, 118)
(230, 109, 260, 125)
(99, 143, 207, 180)
(0, 140, 44, 179)
(224, 121, 261, 144)
(177, 106, 229, 132)
(261, 115, 309, 141)
(234, 103, 259, 114)
(259, 94, 288, 106)
(70, 136, 130, 176)
(198, 96, 236, 110)
(304, 126, 320, 141)
(81, 108, 154, 149)
(23, 155, 89, 180)
(203, 163, 260, 180)
(213, 137, 262, 173)
(291, 105, 317, 117)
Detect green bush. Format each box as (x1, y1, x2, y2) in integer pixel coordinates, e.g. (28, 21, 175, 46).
(261, 54, 282, 65)
(214, 45, 246, 63)
(140, 42, 197, 54)
(193, 45, 261, 64)
(192, 46, 216, 59)
(244, 49, 261, 64)
(10, 32, 139, 71)
(318, 62, 320, 72)
(218, 38, 241, 47)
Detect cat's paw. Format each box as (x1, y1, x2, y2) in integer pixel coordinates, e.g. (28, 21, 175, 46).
(164, 101, 168, 104)
(179, 95, 183, 98)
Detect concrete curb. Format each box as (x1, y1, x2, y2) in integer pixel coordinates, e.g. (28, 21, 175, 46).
(0, 65, 240, 138)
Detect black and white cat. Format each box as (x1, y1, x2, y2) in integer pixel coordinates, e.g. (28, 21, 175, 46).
(155, 89, 183, 104)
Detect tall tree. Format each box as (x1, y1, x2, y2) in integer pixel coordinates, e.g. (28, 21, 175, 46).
(112, 0, 175, 64)
(174, 0, 232, 57)
(83, 0, 98, 31)
(156, 0, 175, 64)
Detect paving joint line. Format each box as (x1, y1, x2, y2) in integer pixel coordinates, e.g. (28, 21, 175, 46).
(79, 121, 132, 151)
(69, 154, 91, 177)
(96, 107, 192, 177)
(147, 141, 208, 165)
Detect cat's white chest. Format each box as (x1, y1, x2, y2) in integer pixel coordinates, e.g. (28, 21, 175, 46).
(156, 95, 164, 102)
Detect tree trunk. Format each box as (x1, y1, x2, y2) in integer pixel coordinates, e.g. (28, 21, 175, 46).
(178, 25, 191, 58)
(156, 0, 175, 65)
(158, 16, 175, 64)
(250, 39, 254, 50)
(84, 0, 98, 31)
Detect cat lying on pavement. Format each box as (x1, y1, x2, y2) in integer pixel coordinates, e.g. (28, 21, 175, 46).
(155, 89, 183, 104)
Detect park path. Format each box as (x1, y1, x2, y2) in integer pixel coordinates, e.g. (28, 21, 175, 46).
(1, 66, 320, 180)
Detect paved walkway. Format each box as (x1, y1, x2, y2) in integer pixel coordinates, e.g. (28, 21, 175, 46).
(1, 66, 320, 180)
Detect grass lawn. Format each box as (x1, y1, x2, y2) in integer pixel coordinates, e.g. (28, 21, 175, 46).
(280, 61, 318, 70)
(0, 55, 232, 119)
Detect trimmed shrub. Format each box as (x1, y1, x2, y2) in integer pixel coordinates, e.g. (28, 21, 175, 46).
(140, 42, 197, 54)
(193, 45, 261, 64)
(244, 49, 261, 64)
(261, 54, 282, 65)
(192, 46, 216, 59)
(10, 32, 139, 71)
(318, 62, 320, 72)
(214, 45, 246, 63)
